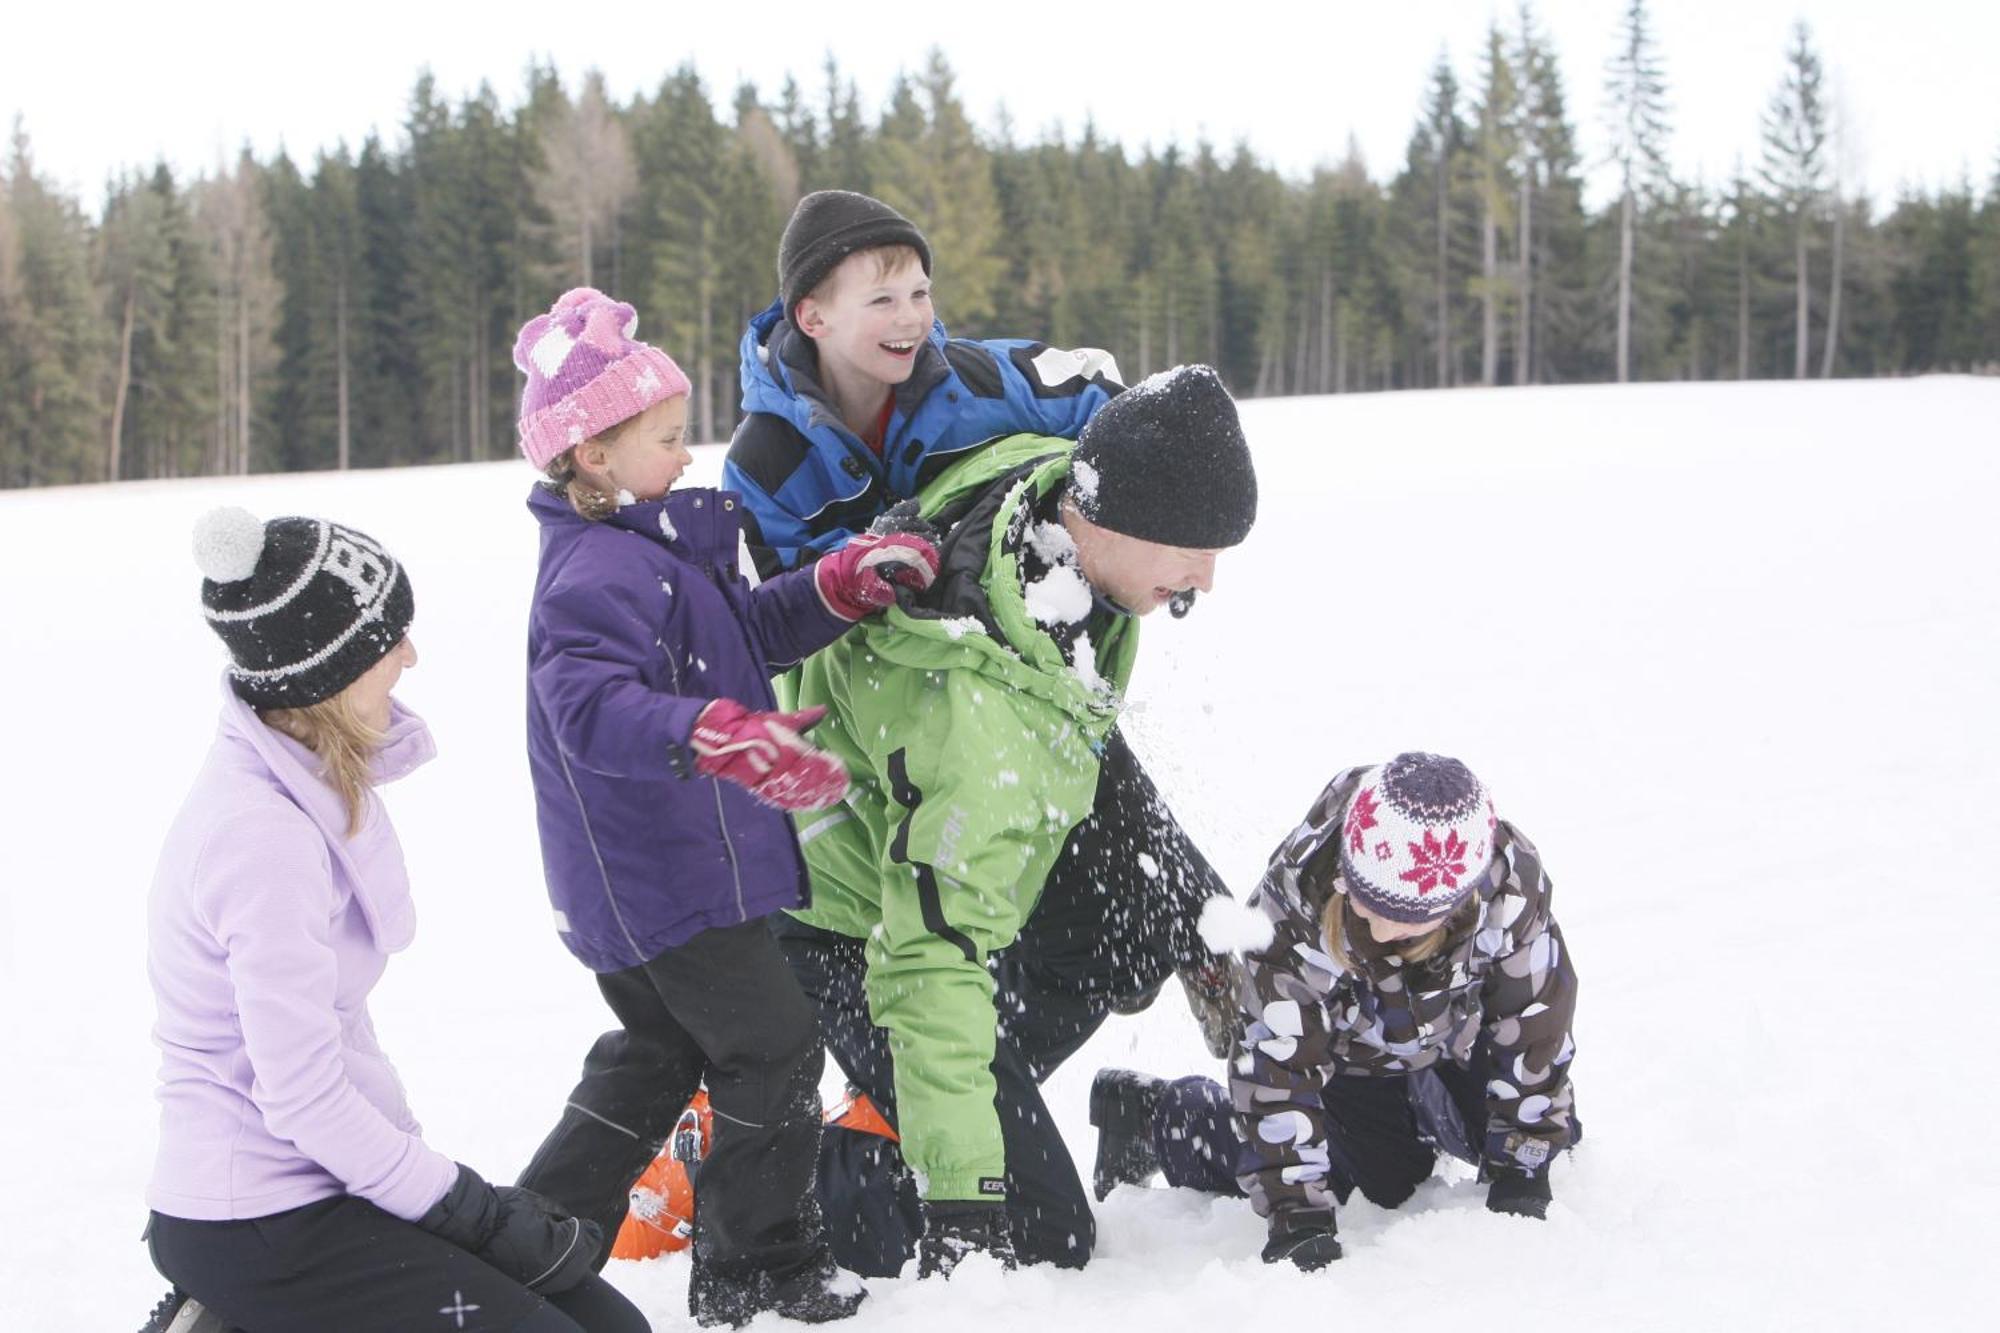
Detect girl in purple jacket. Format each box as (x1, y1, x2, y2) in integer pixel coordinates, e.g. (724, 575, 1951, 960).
(143, 510, 647, 1333)
(509, 288, 936, 1328)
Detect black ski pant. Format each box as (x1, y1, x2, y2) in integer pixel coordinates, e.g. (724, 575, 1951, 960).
(1162, 1051, 1496, 1208)
(776, 728, 1231, 1276)
(146, 1197, 649, 1333)
(516, 916, 827, 1285)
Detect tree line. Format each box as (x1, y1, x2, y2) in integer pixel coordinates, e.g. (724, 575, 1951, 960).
(2, 5, 1996, 489)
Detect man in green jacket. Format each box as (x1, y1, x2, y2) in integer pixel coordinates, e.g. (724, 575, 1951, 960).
(772, 364, 1259, 1278)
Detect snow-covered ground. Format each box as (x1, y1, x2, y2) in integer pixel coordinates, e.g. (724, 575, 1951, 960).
(3, 377, 1994, 1329)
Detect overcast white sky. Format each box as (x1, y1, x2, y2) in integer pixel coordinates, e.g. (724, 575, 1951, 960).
(8, 1, 1997, 213)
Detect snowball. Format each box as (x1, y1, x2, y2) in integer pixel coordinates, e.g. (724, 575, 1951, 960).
(1025, 563, 1093, 627)
(192, 506, 265, 583)
(616, 489, 638, 508)
(658, 510, 678, 541)
(1198, 896, 1275, 954)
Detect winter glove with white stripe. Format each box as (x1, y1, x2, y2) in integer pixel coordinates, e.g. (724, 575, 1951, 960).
(689, 700, 849, 811)
(813, 528, 941, 621)
(1485, 1168, 1552, 1219)
(418, 1164, 602, 1294)
(1260, 1207, 1342, 1271)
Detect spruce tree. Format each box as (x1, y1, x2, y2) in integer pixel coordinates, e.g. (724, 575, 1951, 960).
(1760, 20, 1829, 379)
(1603, 0, 1671, 382)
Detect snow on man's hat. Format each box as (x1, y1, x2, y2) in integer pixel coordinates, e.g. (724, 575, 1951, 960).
(1338, 753, 1497, 925)
(1068, 364, 1257, 550)
(194, 506, 413, 709)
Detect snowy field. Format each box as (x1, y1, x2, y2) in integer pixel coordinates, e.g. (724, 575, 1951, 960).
(2, 377, 1994, 1330)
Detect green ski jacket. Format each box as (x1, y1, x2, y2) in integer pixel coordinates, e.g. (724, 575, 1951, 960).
(789, 433, 1139, 1201)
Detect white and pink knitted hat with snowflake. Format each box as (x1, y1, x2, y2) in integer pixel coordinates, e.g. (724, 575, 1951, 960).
(1337, 752, 1498, 924)
(514, 287, 691, 470)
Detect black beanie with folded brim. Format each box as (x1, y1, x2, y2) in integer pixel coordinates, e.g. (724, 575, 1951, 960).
(779, 190, 932, 319)
(1068, 364, 1257, 549)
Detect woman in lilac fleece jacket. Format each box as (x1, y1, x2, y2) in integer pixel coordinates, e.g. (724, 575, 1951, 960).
(142, 509, 648, 1333)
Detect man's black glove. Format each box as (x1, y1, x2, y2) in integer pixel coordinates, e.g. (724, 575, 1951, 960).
(418, 1164, 603, 1293)
(918, 1199, 1017, 1279)
(1260, 1207, 1342, 1271)
(1485, 1168, 1552, 1220)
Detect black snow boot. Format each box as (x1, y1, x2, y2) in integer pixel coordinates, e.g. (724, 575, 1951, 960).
(138, 1290, 229, 1333)
(690, 1250, 865, 1327)
(917, 1201, 1017, 1279)
(1089, 1068, 1167, 1201)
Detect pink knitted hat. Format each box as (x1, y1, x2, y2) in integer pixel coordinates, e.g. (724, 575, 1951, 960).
(513, 287, 691, 469)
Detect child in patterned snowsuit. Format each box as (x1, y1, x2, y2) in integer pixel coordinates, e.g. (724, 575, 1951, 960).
(1091, 752, 1579, 1270)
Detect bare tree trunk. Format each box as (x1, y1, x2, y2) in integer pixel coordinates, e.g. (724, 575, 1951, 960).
(698, 279, 715, 444)
(1435, 149, 1450, 387)
(1318, 268, 1334, 394)
(1819, 199, 1844, 378)
(1736, 229, 1750, 379)
(1481, 199, 1498, 385)
(236, 296, 251, 472)
(108, 285, 136, 482)
(1616, 187, 1635, 382)
(1793, 220, 1810, 379)
(1335, 302, 1349, 394)
(336, 273, 351, 470)
(580, 214, 593, 289)
(1514, 170, 1533, 385)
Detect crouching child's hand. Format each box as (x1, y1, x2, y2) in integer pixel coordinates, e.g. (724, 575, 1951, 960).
(689, 700, 849, 811)
(1485, 1168, 1552, 1220)
(418, 1164, 603, 1294)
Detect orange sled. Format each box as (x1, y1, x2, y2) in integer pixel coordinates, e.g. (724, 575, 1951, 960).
(609, 1088, 897, 1261)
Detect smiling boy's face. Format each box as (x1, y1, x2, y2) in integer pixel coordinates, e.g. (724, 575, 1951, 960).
(794, 247, 933, 390)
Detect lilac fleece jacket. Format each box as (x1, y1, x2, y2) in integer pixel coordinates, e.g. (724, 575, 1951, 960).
(145, 677, 457, 1223)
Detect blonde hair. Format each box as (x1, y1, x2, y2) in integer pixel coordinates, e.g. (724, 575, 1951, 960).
(259, 690, 385, 837)
(541, 412, 650, 522)
(806, 243, 927, 306)
(1320, 893, 1466, 972)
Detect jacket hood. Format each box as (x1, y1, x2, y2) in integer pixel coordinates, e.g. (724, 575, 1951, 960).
(215, 674, 431, 951)
(738, 297, 951, 434)
(863, 435, 1138, 728)
(526, 481, 743, 570)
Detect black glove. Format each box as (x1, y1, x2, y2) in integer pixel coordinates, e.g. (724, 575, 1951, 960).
(867, 499, 940, 543)
(1485, 1168, 1552, 1220)
(1261, 1208, 1342, 1271)
(918, 1199, 1017, 1279)
(418, 1164, 603, 1294)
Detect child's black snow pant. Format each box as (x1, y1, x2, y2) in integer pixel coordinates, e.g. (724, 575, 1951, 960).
(145, 1197, 649, 1333)
(774, 727, 1232, 1276)
(516, 916, 831, 1291)
(1160, 1050, 1499, 1206)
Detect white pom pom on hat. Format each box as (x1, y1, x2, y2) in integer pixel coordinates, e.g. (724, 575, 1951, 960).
(193, 506, 266, 583)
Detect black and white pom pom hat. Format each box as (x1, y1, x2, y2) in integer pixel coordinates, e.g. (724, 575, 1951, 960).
(193, 506, 414, 709)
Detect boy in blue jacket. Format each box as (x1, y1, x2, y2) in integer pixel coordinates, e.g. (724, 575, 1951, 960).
(722, 189, 1121, 579)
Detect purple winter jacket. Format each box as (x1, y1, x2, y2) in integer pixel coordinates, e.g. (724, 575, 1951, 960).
(525, 484, 851, 972)
(146, 678, 457, 1223)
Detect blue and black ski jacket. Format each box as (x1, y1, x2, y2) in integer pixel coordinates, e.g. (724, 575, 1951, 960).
(722, 298, 1120, 578)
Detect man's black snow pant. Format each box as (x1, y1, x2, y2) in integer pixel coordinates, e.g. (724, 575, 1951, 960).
(515, 917, 829, 1290)
(146, 1197, 650, 1333)
(777, 728, 1232, 1276)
